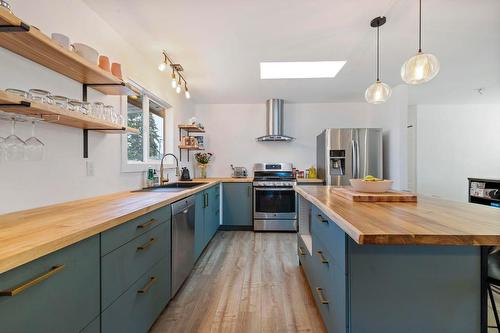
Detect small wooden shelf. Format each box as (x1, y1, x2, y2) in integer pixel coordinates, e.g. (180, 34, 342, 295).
(177, 124, 205, 133)
(0, 90, 138, 134)
(0, 10, 135, 96)
(178, 145, 204, 150)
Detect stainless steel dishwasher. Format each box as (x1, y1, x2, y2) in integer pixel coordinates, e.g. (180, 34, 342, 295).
(171, 195, 196, 296)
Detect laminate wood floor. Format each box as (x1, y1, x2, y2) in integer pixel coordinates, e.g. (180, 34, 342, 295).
(151, 231, 326, 333)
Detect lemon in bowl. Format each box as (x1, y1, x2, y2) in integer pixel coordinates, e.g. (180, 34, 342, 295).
(350, 176, 393, 193)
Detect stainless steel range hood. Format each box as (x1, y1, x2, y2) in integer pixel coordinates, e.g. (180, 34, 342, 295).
(257, 99, 295, 142)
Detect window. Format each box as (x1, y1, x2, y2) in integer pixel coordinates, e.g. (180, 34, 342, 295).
(123, 88, 169, 172)
(149, 100, 165, 160)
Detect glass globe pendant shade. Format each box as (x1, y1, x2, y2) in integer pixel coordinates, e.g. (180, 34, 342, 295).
(365, 80, 392, 104)
(401, 52, 440, 84)
(171, 78, 177, 89)
(176, 84, 182, 94)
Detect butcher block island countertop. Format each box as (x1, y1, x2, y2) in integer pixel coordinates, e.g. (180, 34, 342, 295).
(0, 180, 221, 274)
(295, 185, 500, 246)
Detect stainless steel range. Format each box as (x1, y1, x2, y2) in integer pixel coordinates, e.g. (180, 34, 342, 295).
(253, 162, 297, 232)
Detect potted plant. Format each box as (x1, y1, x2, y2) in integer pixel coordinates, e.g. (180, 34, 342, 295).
(194, 152, 213, 179)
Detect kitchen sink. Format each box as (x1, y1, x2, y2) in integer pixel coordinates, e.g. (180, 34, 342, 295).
(135, 182, 208, 193)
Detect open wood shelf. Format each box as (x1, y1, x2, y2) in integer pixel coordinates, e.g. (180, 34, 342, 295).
(0, 90, 139, 134)
(0, 10, 135, 96)
(177, 124, 205, 133)
(178, 145, 204, 150)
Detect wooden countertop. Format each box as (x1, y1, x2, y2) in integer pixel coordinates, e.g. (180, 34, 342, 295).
(296, 178, 324, 184)
(189, 177, 254, 183)
(295, 185, 500, 246)
(0, 181, 220, 274)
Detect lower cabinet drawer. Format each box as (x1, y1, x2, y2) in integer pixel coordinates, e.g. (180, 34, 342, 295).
(0, 236, 100, 333)
(311, 205, 346, 265)
(101, 205, 171, 256)
(297, 235, 314, 286)
(102, 256, 171, 333)
(102, 221, 170, 310)
(311, 236, 347, 333)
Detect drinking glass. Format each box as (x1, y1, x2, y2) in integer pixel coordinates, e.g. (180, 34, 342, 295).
(4, 119, 25, 161)
(0, 136, 5, 162)
(24, 121, 44, 161)
(104, 105, 114, 122)
(68, 100, 83, 113)
(92, 102, 104, 119)
(29, 89, 53, 105)
(50, 95, 69, 109)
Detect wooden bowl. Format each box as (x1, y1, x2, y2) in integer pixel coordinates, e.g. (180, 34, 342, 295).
(349, 179, 393, 193)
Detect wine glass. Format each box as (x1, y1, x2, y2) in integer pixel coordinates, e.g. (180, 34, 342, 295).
(24, 121, 44, 161)
(4, 119, 25, 161)
(0, 136, 5, 162)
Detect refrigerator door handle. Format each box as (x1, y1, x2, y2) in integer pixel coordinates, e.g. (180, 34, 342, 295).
(351, 140, 357, 179)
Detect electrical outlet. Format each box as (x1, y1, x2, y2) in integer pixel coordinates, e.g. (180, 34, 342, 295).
(86, 160, 95, 176)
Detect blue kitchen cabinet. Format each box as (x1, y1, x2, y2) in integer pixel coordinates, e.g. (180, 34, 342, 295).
(299, 200, 483, 333)
(205, 184, 220, 244)
(194, 190, 206, 259)
(0, 236, 100, 333)
(222, 182, 252, 226)
(194, 184, 221, 261)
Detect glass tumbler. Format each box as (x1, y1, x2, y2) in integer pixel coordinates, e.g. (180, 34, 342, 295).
(92, 102, 104, 119)
(68, 100, 83, 113)
(5, 89, 29, 98)
(50, 95, 69, 109)
(29, 89, 53, 105)
(104, 105, 114, 122)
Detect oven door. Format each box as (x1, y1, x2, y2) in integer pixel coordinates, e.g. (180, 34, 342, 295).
(253, 187, 297, 219)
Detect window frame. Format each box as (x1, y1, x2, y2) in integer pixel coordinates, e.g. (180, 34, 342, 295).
(121, 83, 173, 173)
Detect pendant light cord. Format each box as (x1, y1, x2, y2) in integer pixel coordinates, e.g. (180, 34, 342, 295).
(376, 25, 380, 81)
(418, 0, 422, 52)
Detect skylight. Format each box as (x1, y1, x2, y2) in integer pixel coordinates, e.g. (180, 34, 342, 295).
(260, 61, 346, 79)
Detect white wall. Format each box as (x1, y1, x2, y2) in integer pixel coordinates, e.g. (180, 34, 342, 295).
(416, 104, 500, 202)
(194, 87, 409, 189)
(0, 0, 195, 213)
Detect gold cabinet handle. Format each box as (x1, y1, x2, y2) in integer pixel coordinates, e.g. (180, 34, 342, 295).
(317, 214, 329, 223)
(316, 287, 329, 304)
(316, 251, 329, 264)
(298, 246, 305, 256)
(0, 265, 65, 297)
(137, 218, 157, 229)
(137, 238, 156, 251)
(137, 276, 156, 294)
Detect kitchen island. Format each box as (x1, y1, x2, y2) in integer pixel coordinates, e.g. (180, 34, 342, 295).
(294, 185, 500, 333)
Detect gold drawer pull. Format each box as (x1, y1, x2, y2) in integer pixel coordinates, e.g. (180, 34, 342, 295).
(317, 214, 328, 223)
(0, 265, 65, 297)
(137, 238, 156, 251)
(137, 277, 157, 294)
(316, 287, 329, 304)
(298, 246, 305, 256)
(316, 251, 329, 264)
(137, 218, 157, 229)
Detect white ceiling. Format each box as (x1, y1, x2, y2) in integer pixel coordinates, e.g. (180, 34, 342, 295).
(84, 0, 500, 104)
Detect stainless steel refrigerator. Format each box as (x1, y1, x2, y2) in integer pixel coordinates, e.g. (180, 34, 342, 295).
(317, 128, 383, 186)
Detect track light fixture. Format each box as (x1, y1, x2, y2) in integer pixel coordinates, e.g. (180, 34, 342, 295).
(158, 51, 192, 99)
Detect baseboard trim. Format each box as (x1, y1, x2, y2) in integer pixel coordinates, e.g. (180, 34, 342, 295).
(218, 225, 254, 231)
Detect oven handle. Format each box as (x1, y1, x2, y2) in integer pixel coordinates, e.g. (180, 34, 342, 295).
(254, 187, 295, 191)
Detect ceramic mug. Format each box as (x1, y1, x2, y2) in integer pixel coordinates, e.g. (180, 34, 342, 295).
(111, 62, 122, 80)
(72, 43, 99, 64)
(99, 55, 110, 72)
(51, 33, 70, 50)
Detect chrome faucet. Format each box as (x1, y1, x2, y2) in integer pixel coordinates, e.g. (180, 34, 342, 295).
(160, 153, 180, 184)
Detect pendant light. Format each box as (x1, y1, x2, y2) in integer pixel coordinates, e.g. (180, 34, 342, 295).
(176, 77, 182, 94)
(401, 0, 440, 84)
(365, 16, 392, 104)
(185, 83, 191, 99)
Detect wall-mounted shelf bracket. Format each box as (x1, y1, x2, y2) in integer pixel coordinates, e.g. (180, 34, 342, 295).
(0, 101, 31, 108)
(83, 127, 126, 158)
(0, 21, 30, 32)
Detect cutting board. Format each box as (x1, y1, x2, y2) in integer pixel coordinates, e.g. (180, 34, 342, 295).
(331, 187, 417, 202)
